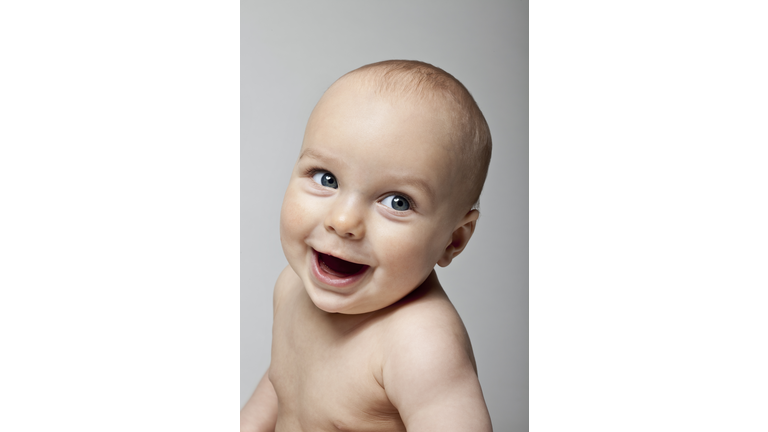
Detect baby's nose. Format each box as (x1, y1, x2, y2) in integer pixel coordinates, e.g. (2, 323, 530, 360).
(325, 199, 365, 239)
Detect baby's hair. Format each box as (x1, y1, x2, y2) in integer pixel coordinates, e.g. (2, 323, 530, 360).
(338, 60, 492, 211)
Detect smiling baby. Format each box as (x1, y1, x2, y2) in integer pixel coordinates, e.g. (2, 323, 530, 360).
(241, 60, 493, 432)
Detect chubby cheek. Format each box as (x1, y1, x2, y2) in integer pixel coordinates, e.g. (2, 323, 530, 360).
(279, 202, 301, 240)
(279, 188, 311, 255)
(377, 225, 444, 281)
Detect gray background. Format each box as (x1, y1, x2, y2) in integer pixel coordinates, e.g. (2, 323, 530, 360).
(241, 1, 528, 429)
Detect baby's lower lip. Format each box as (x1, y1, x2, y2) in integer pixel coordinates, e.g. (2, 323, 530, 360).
(311, 250, 369, 289)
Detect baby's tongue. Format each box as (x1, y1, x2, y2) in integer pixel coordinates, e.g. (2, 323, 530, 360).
(320, 253, 364, 276)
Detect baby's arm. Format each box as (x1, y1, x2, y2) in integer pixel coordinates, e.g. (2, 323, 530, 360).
(240, 369, 278, 432)
(241, 266, 294, 432)
(383, 314, 492, 431)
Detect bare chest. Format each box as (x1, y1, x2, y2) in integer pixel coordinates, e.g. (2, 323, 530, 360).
(270, 301, 404, 432)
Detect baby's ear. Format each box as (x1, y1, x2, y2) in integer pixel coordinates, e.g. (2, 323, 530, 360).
(437, 209, 479, 267)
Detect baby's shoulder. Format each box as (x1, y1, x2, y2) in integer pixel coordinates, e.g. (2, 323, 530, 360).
(386, 289, 464, 335)
(381, 284, 475, 369)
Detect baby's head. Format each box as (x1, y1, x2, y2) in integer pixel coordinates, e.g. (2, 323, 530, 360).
(280, 60, 492, 314)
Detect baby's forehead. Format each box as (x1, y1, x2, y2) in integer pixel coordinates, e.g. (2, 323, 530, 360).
(303, 125, 460, 168)
(310, 101, 462, 162)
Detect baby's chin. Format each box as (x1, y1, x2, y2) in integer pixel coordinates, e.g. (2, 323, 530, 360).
(309, 299, 365, 315)
(303, 282, 381, 315)
(311, 294, 364, 315)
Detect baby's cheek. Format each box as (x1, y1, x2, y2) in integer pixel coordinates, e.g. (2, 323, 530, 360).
(381, 230, 432, 273)
(279, 190, 307, 230)
(280, 208, 304, 241)
(279, 198, 309, 265)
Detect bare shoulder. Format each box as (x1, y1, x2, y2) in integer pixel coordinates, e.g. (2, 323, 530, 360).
(380, 272, 492, 431)
(382, 270, 476, 359)
(384, 282, 475, 370)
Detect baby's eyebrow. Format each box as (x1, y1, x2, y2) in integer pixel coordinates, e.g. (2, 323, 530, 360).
(392, 174, 435, 200)
(299, 148, 343, 166)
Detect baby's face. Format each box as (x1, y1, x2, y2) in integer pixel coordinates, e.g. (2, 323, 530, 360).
(280, 80, 472, 314)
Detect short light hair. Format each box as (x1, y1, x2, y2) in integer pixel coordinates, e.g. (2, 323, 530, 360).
(338, 60, 492, 211)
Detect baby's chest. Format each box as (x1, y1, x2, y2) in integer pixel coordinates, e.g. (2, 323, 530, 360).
(271, 315, 403, 431)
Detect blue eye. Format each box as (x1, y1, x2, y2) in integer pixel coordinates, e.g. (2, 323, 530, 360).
(312, 171, 338, 189)
(382, 195, 410, 211)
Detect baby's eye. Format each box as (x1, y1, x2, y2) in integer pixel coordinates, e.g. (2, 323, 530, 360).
(381, 194, 410, 211)
(312, 171, 338, 189)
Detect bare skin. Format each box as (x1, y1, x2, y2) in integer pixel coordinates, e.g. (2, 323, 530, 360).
(242, 73, 493, 431)
(240, 266, 491, 432)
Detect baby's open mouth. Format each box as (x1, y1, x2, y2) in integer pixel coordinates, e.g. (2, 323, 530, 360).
(317, 252, 368, 277)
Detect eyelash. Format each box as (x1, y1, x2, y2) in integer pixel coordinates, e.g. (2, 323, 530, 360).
(303, 166, 416, 211)
(304, 166, 326, 177)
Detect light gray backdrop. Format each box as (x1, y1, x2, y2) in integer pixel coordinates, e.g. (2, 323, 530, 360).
(241, 1, 528, 429)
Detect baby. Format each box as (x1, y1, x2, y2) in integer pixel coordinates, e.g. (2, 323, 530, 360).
(241, 60, 493, 431)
